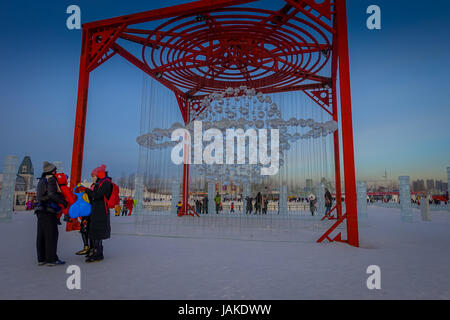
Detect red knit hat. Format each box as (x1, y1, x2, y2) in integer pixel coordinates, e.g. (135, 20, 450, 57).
(91, 164, 106, 179)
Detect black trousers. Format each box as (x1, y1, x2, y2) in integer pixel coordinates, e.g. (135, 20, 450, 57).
(80, 217, 91, 247)
(36, 212, 59, 263)
(91, 239, 103, 258)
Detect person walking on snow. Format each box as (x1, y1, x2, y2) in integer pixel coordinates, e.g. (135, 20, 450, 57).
(126, 197, 134, 216)
(324, 188, 333, 217)
(214, 193, 221, 214)
(309, 195, 317, 216)
(245, 196, 253, 214)
(255, 192, 262, 214)
(202, 196, 208, 214)
(262, 196, 268, 214)
(35, 161, 68, 266)
(84, 165, 112, 263)
(121, 198, 128, 216)
(114, 203, 121, 216)
(176, 201, 182, 215)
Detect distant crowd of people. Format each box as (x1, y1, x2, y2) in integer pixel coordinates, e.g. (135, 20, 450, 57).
(114, 197, 135, 216)
(175, 188, 336, 218)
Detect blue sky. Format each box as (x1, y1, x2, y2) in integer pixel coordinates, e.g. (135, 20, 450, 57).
(0, 0, 449, 181)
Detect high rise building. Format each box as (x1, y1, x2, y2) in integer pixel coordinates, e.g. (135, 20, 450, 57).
(436, 180, 444, 192)
(412, 179, 425, 192)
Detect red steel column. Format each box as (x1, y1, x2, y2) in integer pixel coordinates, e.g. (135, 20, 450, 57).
(336, 0, 359, 246)
(331, 16, 343, 219)
(181, 101, 190, 215)
(70, 29, 90, 188)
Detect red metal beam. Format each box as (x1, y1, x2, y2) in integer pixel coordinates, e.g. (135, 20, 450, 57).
(69, 0, 358, 246)
(317, 213, 347, 243)
(336, 0, 358, 247)
(111, 42, 184, 97)
(331, 10, 343, 220)
(302, 89, 333, 116)
(70, 30, 90, 188)
(284, 0, 334, 34)
(84, 0, 258, 29)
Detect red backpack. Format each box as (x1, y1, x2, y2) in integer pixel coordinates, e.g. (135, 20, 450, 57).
(100, 179, 120, 209)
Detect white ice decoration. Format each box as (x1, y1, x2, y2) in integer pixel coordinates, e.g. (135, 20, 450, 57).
(398, 176, 413, 223)
(137, 87, 339, 183)
(0, 155, 19, 221)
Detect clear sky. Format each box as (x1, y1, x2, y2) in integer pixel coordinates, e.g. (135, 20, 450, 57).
(0, 0, 449, 182)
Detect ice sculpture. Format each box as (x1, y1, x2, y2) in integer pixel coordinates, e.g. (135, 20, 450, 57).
(398, 176, 413, 223)
(171, 181, 180, 214)
(279, 185, 287, 214)
(136, 86, 340, 186)
(0, 156, 19, 221)
(207, 182, 216, 214)
(420, 195, 431, 222)
(315, 183, 325, 216)
(357, 181, 368, 220)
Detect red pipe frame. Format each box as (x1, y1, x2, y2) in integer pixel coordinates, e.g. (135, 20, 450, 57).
(69, 0, 359, 246)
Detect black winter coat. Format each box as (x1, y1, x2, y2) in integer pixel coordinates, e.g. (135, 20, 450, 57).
(85, 178, 113, 240)
(325, 191, 333, 208)
(35, 174, 67, 214)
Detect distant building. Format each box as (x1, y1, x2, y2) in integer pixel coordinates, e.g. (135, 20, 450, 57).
(436, 180, 444, 192)
(14, 156, 35, 211)
(17, 156, 34, 190)
(412, 179, 425, 192)
(426, 179, 435, 191)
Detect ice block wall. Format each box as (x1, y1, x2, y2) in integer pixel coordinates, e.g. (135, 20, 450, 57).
(420, 195, 431, 221)
(0, 156, 19, 221)
(398, 176, 413, 222)
(357, 181, 368, 220)
(315, 183, 325, 216)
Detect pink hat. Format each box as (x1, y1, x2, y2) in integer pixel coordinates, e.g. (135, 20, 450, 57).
(91, 164, 106, 178)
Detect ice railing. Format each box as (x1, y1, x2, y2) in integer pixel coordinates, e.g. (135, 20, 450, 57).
(369, 202, 450, 212)
(118, 203, 352, 242)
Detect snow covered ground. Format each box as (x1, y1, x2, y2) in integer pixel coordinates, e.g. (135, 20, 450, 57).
(0, 207, 449, 300)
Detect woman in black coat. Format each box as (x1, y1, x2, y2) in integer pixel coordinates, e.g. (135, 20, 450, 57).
(324, 188, 333, 217)
(84, 165, 112, 263)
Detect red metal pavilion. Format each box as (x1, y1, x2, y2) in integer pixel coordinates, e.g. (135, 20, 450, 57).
(69, 0, 359, 247)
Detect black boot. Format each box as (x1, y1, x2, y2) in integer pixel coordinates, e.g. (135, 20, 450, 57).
(86, 240, 104, 263)
(76, 232, 90, 255)
(76, 246, 90, 255)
